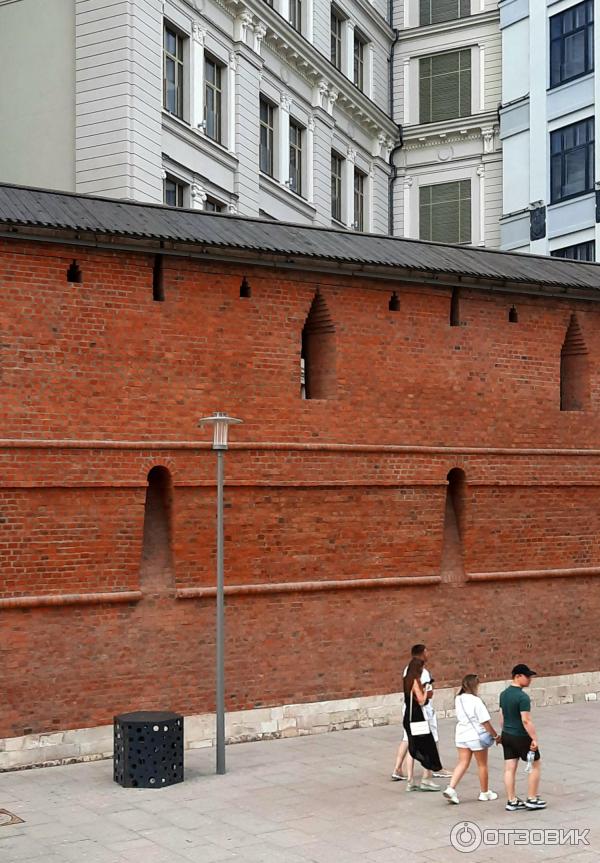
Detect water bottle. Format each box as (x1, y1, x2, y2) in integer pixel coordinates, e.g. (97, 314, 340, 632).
(524, 750, 535, 773)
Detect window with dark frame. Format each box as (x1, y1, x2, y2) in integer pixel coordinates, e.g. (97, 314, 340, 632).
(551, 240, 596, 261)
(290, 0, 302, 32)
(289, 120, 303, 195)
(419, 180, 471, 244)
(353, 32, 365, 90)
(164, 24, 184, 118)
(164, 176, 185, 207)
(205, 198, 224, 212)
(331, 152, 343, 222)
(204, 56, 222, 143)
(354, 169, 365, 230)
(331, 10, 343, 70)
(259, 98, 275, 177)
(419, 0, 469, 26)
(550, 0, 593, 89)
(550, 118, 594, 204)
(419, 50, 471, 124)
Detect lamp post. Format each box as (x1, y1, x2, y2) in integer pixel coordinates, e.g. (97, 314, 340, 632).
(198, 411, 242, 775)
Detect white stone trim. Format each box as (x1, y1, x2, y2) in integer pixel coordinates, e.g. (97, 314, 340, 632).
(3, 671, 599, 772)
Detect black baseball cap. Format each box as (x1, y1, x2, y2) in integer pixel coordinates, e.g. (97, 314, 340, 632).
(512, 664, 536, 677)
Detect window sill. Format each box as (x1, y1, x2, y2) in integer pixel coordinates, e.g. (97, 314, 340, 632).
(162, 112, 238, 170)
(259, 172, 316, 219)
(547, 72, 594, 94)
(549, 191, 594, 209)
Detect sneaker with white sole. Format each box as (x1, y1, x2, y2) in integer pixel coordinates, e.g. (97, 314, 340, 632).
(505, 798, 527, 811)
(478, 790, 498, 801)
(432, 769, 453, 778)
(406, 782, 420, 792)
(525, 796, 547, 810)
(443, 786, 460, 804)
(420, 779, 441, 791)
(391, 772, 406, 781)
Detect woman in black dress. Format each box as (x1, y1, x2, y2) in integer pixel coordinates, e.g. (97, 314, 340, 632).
(403, 657, 443, 791)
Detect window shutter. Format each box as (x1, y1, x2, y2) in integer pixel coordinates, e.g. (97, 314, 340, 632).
(419, 181, 471, 244)
(420, 0, 470, 25)
(420, 51, 471, 124)
(419, 58, 431, 123)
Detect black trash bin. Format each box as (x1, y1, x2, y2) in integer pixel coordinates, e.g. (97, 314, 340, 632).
(114, 710, 184, 788)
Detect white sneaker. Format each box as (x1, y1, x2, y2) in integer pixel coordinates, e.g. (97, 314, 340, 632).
(443, 786, 460, 804)
(478, 790, 498, 801)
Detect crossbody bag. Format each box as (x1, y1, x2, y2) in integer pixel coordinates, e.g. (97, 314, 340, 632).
(409, 690, 430, 737)
(458, 695, 494, 748)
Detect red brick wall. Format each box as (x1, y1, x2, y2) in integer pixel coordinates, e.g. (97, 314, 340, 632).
(2, 237, 600, 739)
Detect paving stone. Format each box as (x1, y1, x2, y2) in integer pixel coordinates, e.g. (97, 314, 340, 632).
(0, 702, 599, 863)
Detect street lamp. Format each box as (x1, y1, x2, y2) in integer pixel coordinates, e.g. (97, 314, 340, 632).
(198, 411, 243, 775)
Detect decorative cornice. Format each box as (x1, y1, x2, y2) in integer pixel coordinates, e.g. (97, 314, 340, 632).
(215, 0, 397, 136)
(399, 8, 500, 42)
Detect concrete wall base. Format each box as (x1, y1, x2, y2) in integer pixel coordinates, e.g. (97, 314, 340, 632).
(2, 671, 599, 772)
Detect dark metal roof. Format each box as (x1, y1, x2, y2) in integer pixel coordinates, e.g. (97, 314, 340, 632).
(1, 182, 600, 290)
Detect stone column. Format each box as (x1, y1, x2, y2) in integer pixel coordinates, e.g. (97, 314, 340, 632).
(304, 0, 314, 42)
(306, 114, 315, 204)
(233, 42, 262, 215)
(403, 175, 413, 238)
(477, 164, 485, 246)
(191, 23, 206, 132)
(278, 94, 291, 186)
(191, 180, 207, 209)
(228, 52, 237, 153)
(311, 107, 334, 225)
(343, 20, 355, 81)
(344, 147, 356, 228)
(366, 43, 374, 99)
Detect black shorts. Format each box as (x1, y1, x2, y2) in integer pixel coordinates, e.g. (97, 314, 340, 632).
(501, 731, 541, 762)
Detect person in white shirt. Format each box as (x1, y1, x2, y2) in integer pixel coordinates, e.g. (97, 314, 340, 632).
(443, 674, 501, 805)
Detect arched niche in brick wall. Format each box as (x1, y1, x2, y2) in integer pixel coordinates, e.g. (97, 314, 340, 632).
(140, 466, 174, 592)
(440, 467, 466, 584)
(301, 290, 336, 400)
(560, 313, 589, 411)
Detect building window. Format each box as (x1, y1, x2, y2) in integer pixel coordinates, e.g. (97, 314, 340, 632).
(205, 198, 224, 212)
(259, 99, 275, 177)
(163, 24, 184, 118)
(204, 56, 222, 143)
(164, 176, 185, 207)
(420, 0, 469, 26)
(354, 169, 365, 230)
(289, 121, 303, 195)
(550, 118, 594, 204)
(551, 240, 596, 261)
(354, 33, 366, 90)
(331, 10, 343, 70)
(419, 50, 471, 124)
(550, 0, 593, 89)
(290, 0, 302, 32)
(419, 180, 471, 244)
(331, 152, 343, 222)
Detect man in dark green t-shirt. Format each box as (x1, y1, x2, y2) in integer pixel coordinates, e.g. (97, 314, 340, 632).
(499, 663, 546, 811)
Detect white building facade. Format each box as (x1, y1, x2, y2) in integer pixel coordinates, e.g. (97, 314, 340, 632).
(500, 0, 599, 260)
(391, 0, 502, 246)
(0, 0, 397, 232)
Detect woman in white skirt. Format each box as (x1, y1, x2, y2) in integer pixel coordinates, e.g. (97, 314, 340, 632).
(443, 674, 501, 805)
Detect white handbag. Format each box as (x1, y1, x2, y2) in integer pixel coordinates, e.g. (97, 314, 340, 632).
(409, 690, 430, 736)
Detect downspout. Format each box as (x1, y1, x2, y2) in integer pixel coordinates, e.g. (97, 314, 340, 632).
(388, 128, 403, 237)
(388, 0, 403, 236)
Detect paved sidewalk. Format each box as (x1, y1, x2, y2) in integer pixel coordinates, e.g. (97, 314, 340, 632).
(1, 701, 598, 863)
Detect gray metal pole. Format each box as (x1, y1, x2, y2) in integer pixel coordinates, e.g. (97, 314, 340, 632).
(216, 448, 226, 775)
